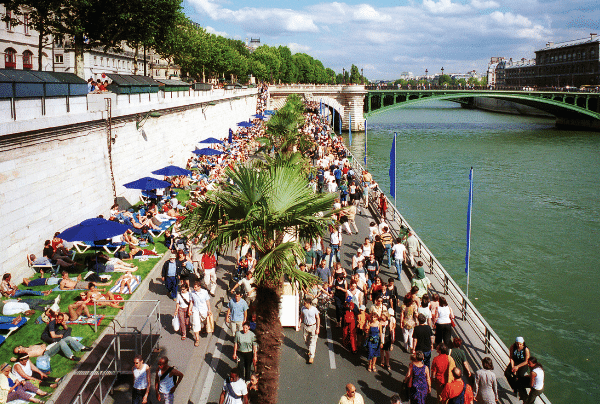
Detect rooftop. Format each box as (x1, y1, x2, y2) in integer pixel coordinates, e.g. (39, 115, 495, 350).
(537, 34, 599, 52)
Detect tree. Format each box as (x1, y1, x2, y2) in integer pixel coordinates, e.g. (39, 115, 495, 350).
(251, 46, 281, 83)
(2, 0, 62, 71)
(183, 97, 336, 404)
(349, 64, 361, 84)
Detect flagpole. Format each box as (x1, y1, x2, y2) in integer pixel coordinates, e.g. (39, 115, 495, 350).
(465, 167, 474, 300)
(394, 132, 397, 217)
(349, 113, 352, 147)
(364, 119, 368, 167)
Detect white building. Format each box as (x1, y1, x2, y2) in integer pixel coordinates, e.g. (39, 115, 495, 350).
(1, 4, 179, 80)
(1, 4, 52, 70)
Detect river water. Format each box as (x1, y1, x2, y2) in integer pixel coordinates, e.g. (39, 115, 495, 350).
(340, 101, 600, 404)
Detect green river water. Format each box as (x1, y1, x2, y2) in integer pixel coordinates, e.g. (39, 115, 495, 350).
(340, 101, 600, 404)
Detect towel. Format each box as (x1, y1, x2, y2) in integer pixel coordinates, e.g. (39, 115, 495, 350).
(109, 275, 141, 294)
(65, 315, 105, 326)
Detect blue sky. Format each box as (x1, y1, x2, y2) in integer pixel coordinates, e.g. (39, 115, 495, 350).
(182, 0, 600, 80)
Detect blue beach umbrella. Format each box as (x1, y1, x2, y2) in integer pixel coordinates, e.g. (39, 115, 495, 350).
(228, 128, 234, 143)
(198, 137, 224, 144)
(237, 121, 253, 128)
(264, 110, 276, 115)
(252, 114, 266, 120)
(123, 177, 172, 190)
(151, 165, 191, 176)
(58, 218, 131, 242)
(193, 148, 224, 156)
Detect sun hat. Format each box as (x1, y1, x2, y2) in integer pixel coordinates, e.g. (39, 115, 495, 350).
(516, 336, 525, 343)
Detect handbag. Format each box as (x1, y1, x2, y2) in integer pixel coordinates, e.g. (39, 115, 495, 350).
(172, 315, 180, 332)
(450, 317, 456, 327)
(205, 312, 214, 333)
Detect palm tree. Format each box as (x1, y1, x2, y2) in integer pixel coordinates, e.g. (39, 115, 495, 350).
(183, 159, 336, 404)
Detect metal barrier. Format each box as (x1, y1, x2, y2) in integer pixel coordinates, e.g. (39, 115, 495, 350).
(344, 150, 552, 404)
(52, 300, 161, 404)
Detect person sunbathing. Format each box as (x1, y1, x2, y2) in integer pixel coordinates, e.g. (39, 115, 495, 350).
(22, 269, 61, 287)
(68, 292, 92, 320)
(86, 283, 123, 309)
(11, 344, 46, 362)
(1, 274, 51, 298)
(95, 251, 138, 272)
(59, 271, 110, 290)
(28, 253, 75, 271)
(116, 271, 136, 294)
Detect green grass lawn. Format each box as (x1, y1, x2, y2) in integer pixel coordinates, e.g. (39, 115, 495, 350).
(1, 189, 191, 388)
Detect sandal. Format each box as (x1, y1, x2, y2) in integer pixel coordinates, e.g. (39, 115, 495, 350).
(194, 340, 199, 347)
(181, 336, 186, 341)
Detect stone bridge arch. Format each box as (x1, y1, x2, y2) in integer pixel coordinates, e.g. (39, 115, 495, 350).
(268, 85, 366, 130)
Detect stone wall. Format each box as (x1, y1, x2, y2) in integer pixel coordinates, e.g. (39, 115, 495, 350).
(0, 91, 257, 280)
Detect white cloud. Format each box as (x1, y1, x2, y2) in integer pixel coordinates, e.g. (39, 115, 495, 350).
(183, 0, 567, 79)
(288, 42, 312, 54)
(470, 0, 500, 9)
(422, 0, 472, 14)
(188, 0, 319, 34)
(205, 26, 228, 37)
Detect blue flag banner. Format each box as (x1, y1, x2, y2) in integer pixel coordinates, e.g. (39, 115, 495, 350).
(319, 99, 322, 116)
(465, 167, 473, 275)
(228, 128, 233, 143)
(364, 120, 368, 166)
(349, 114, 352, 146)
(338, 110, 342, 137)
(389, 133, 396, 199)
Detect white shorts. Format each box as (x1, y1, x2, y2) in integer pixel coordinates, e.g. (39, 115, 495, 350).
(191, 311, 206, 333)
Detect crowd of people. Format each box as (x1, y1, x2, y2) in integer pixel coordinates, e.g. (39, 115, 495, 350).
(1, 84, 545, 404)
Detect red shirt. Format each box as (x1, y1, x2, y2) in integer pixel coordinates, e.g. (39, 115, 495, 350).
(439, 380, 473, 404)
(201, 254, 217, 270)
(431, 354, 452, 385)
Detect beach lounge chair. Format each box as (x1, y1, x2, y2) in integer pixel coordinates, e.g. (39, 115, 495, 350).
(72, 241, 123, 255)
(0, 316, 28, 347)
(27, 254, 59, 274)
(149, 219, 176, 238)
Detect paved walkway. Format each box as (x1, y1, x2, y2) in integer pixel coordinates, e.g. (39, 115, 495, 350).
(54, 199, 524, 404)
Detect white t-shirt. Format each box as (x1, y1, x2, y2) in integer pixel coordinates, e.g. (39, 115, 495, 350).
(301, 305, 319, 326)
(392, 243, 407, 261)
(222, 378, 248, 404)
(190, 289, 210, 316)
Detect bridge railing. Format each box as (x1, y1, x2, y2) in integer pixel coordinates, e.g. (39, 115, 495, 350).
(340, 144, 551, 404)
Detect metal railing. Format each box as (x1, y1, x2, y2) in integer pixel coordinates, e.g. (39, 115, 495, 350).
(56, 300, 161, 404)
(342, 147, 551, 404)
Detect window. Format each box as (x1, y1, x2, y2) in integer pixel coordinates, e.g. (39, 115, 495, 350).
(94, 56, 97, 65)
(55, 54, 63, 64)
(23, 13, 29, 34)
(100, 57, 103, 66)
(4, 48, 16, 68)
(5, 11, 12, 31)
(23, 50, 33, 69)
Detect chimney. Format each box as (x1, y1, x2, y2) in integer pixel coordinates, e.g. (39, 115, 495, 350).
(546, 41, 554, 47)
(591, 33, 598, 41)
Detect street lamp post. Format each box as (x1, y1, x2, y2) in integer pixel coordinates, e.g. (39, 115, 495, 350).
(342, 68, 345, 84)
(361, 68, 364, 85)
(425, 69, 428, 89)
(440, 67, 444, 87)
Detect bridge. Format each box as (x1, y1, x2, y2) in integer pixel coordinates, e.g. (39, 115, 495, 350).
(268, 85, 600, 130)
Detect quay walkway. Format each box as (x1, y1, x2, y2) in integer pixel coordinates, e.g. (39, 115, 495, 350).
(50, 153, 549, 404)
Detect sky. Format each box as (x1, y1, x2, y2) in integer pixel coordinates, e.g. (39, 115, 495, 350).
(182, 0, 600, 81)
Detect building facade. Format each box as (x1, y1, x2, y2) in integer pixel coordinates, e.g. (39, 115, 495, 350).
(1, 4, 52, 70)
(1, 5, 179, 80)
(534, 34, 599, 87)
(491, 33, 600, 89)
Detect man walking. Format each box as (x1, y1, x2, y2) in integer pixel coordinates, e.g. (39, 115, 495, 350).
(155, 356, 183, 404)
(338, 383, 364, 404)
(412, 313, 434, 369)
(219, 368, 248, 404)
(300, 297, 320, 364)
(201, 251, 217, 295)
(227, 291, 249, 337)
(161, 253, 182, 300)
(391, 237, 407, 279)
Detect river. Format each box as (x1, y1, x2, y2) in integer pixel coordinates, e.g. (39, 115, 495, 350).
(340, 101, 600, 404)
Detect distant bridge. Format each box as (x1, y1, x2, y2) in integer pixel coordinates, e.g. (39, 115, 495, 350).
(268, 85, 600, 130)
(365, 89, 600, 121)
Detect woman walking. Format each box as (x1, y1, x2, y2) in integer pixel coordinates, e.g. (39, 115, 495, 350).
(474, 357, 498, 404)
(405, 351, 430, 404)
(365, 315, 381, 372)
(174, 284, 191, 340)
